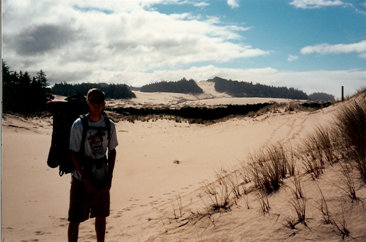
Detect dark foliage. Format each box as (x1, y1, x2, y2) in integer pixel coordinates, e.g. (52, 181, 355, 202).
(209, 77, 309, 100)
(140, 78, 203, 94)
(300, 102, 332, 109)
(308, 92, 335, 101)
(51, 82, 136, 99)
(110, 103, 272, 122)
(2, 60, 53, 114)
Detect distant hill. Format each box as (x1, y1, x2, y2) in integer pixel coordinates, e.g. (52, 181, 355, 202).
(208, 77, 309, 100)
(308, 92, 335, 101)
(51, 82, 136, 99)
(140, 78, 203, 94)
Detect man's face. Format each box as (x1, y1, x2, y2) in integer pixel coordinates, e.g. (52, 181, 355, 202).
(87, 94, 105, 115)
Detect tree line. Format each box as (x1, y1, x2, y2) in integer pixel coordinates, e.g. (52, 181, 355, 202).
(140, 78, 203, 94)
(209, 77, 309, 100)
(51, 82, 136, 99)
(209, 77, 335, 101)
(2, 61, 136, 114)
(308, 92, 335, 101)
(3, 61, 53, 114)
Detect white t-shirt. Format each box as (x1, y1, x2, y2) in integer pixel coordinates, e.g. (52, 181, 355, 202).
(69, 114, 118, 178)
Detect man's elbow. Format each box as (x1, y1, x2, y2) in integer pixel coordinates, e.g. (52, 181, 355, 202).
(108, 149, 116, 157)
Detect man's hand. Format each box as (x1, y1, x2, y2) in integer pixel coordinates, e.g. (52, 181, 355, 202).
(102, 175, 113, 192)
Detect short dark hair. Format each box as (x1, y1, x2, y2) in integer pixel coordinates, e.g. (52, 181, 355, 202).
(87, 88, 105, 101)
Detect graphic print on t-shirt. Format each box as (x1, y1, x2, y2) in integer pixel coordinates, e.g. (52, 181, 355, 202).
(88, 130, 105, 157)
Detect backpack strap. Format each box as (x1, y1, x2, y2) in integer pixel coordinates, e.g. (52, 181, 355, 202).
(79, 114, 89, 156)
(102, 112, 111, 144)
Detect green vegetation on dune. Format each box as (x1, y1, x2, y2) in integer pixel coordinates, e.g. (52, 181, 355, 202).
(51, 82, 136, 99)
(140, 78, 203, 94)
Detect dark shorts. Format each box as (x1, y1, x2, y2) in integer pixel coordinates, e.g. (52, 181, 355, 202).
(68, 177, 110, 223)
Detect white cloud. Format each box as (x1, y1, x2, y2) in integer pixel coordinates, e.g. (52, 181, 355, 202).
(288, 55, 299, 62)
(301, 40, 366, 58)
(290, 0, 345, 9)
(227, 0, 239, 8)
(3, 0, 268, 82)
(3, 0, 365, 98)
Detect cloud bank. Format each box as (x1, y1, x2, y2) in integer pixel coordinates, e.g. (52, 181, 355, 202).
(301, 40, 366, 58)
(3, 0, 365, 98)
(290, 0, 346, 9)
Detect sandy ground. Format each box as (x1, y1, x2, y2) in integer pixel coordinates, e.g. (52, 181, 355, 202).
(2, 88, 366, 241)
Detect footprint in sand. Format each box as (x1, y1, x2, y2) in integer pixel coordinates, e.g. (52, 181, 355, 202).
(34, 231, 47, 235)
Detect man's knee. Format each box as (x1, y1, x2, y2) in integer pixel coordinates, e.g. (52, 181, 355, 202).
(95, 217, 106, 226)
(69, 221, 80, 229)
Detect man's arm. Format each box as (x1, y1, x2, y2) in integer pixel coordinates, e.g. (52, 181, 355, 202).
(107, 149, 116, 189)
(71, 151, 83, 178)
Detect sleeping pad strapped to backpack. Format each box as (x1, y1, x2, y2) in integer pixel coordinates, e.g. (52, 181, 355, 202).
(46, 93, 88, 176)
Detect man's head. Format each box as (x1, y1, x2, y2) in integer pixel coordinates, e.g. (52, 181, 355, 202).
(87, 88, 105, 104)
(87, 88, 106, 116)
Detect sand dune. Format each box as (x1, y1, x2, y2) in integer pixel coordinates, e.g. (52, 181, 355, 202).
(2, 91, 366, 241)
(108, 81, 293, 108)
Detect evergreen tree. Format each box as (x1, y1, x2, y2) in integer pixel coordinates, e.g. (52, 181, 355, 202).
(2, 61, 53, 114)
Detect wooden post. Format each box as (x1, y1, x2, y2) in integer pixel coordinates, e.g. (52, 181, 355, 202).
(342, 86, 344, 102)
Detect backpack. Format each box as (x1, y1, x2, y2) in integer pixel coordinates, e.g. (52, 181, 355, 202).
(47, 93, 88, 176)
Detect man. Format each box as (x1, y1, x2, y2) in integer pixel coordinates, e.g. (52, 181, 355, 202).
(68, 88, 118, 242)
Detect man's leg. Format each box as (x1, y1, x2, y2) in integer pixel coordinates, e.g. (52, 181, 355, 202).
(68, 221, 80, 242)
(95, 217, 106, 242)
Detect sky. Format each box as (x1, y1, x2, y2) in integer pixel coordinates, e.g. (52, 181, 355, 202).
(3, 0, 366, 98)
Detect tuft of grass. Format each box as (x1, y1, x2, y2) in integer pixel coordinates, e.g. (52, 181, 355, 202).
(288, 197, 307, 227)
(201, 170, 233, 212)
(171, 195, 184, 219)
(316, 184, 352, 240)
(313, 126, 337, 164)
(299, 125, 341, 179)
(248, 144, 289, 194)
(339, 162, 359, 202)
(285, 175, 307, 229)
(225, 170, 242, 200)
(290, 174, 304, 200)
(331, 203, 351, 240)
(287, 144, 297, 177)
(335, 99, 366, 181)
(316, 183, 333, 224)
(299, 150, 324, 180)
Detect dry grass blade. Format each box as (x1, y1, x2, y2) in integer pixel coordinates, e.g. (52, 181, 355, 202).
(316, 183, 332, 224)
(290, 174, 304, 200)
(257, 191, 270, 215)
